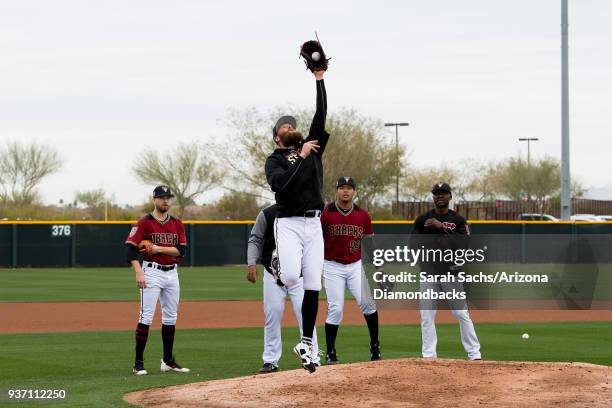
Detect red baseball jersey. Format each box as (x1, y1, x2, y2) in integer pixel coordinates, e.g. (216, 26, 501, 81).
(321, 203, 374, 264)
(125, 214, 187, 265)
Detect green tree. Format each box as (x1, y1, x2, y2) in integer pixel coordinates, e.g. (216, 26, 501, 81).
(206, 191, 263, 220)
(0, 141, 62, 206)
(216, 107, 402, 209)
(402, 166, 458, 202)
(74, 188, 110, 208)
(490, 156, 561, 213)
(132, 143, 222, 218)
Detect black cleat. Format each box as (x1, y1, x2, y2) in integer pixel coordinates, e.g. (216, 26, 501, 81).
(370, 342, 381, 361)
(259, 363, 279, 373)
(326, 349, 339, 365)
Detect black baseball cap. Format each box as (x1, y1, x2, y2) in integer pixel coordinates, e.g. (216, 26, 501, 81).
(431, 182, 451, 194)
(336, 176, 356, 189)
(153, 185, 174, 198)
(272, 115, 297, 137)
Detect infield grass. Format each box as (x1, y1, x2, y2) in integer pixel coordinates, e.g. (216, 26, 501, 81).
(0, 322, 611, 407)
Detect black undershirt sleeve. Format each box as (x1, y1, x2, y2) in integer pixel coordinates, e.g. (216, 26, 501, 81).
(176, 244, 187, 258)
(126, 244, 139, 263)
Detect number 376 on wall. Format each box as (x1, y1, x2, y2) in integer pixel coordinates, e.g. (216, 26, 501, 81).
(51, 225, 71, 237)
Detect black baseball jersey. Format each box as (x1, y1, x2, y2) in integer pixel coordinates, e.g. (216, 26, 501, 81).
(411, 209, 470, 275)
(264, 79, 329, 218)
(412, 209, 470, 235)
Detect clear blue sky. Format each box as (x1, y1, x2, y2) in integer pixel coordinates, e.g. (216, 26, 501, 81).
(1, 0, 611, 205)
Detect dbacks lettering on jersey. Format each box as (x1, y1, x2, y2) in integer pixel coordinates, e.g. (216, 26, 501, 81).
(321, 203, 374, 265)
(325, 224, 364, 239)
(150, 232, 179, 245)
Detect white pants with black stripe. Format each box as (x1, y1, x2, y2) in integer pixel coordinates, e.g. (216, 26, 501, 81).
(419, 280, 481, 360)
(273, 216, 324, 291)
(262, 271, 320, 366)
(138, 262, 180, 326)
(324, 260, 377, 325)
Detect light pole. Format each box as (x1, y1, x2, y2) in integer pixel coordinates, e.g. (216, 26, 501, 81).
(560, 0, 571, 220)
(518, 138, 539, 167)
(384, 122, 409, 204)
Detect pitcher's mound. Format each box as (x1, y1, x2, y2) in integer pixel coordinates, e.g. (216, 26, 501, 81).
(124, 359, 611, 407)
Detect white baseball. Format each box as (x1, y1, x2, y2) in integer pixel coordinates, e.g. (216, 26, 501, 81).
(311, 51, 321, 61)
(522, 333, 529, 340)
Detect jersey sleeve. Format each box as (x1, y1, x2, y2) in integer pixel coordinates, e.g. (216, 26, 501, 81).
(247, 210, 267, 266)
(125, 220, 146, 246)
(177, 221, 188, 246)
(363, 211, 374, 236)
(411, 215, 426, 234)
(265, 154, 304, 192)
(306, 79, 329, 154)
(454, 216, 470, 236)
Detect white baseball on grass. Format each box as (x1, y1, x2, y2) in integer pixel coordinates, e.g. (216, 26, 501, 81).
(522, 333, 529, 340)
(311, 51, 321, 61)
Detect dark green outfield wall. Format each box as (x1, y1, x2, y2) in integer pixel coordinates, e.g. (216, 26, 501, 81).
(1, 222, 611, 267)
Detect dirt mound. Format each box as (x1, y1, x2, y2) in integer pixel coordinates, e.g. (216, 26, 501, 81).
(123, 358, 612, 407)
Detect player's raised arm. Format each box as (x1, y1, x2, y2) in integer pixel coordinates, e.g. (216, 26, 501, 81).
(306, 72, 329, 153)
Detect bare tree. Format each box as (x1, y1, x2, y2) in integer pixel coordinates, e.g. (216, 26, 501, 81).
(0, 141, 62, 206)
(215, 107, 402, 209)
(132, 143, 222, 217)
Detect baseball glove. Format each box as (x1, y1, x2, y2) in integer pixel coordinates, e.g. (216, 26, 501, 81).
(300, 34, 330, 72)
(138, 239, 155, 257)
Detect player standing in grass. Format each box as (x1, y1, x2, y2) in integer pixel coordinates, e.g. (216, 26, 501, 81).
(412, 182, 481, 361)
(321, 177, 381, 364)
(125, 186, 190, 375)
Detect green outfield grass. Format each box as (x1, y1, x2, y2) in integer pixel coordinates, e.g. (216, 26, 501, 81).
(0, 322, 611, 407)
(0, 267, 264, 302)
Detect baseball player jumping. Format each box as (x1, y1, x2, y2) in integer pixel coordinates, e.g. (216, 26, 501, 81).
(412, 182, 481, 360)
(246, 203, 320, 373)
(321, 177, 381, 364)
(264, 69, 328, 373)
(125, 186, 190, 375)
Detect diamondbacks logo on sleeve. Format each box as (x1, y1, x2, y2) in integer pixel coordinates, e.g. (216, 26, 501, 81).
(442, 222, 456, 231)
(129, 226, 138, 237)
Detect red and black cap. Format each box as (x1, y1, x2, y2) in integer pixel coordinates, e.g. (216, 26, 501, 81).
(431, 182, 451, 194)
(153, 185, 174, 198)
(336, 176, 356, 189)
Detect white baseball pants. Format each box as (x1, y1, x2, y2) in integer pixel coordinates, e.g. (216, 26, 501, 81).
(324, 260, 377, 325)
(273, 216, 324, 291)
(419, 280, 481, 360)
(262, 271, 320, 366)
(138, 262, 180, 326)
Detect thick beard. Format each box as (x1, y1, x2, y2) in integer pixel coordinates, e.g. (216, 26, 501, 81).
(155, 203, 170, 214)
(280, 131, 304, 147)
